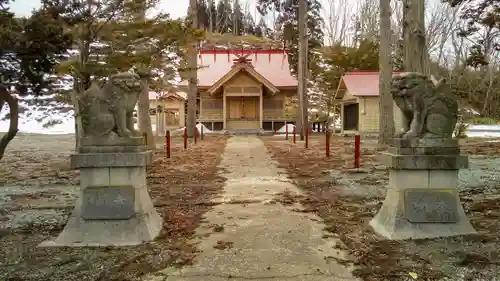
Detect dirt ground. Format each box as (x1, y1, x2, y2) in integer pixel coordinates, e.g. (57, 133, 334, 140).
(262, 133, 500, 281)
(0, 133, 228, 281)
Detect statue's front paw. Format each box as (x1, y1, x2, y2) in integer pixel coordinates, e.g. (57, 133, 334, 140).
(402, 131, 418, 139)
(118, 128, 133, 137)
(395, 131, 406, 138)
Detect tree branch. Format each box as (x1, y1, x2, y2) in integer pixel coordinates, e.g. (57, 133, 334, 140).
(93, 0, 126, 36)
(0, 86, 19, 160)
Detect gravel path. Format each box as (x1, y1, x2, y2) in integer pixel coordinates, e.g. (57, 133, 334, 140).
(144, 135, 356, 281)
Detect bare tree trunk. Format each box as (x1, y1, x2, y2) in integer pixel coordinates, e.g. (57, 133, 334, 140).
(296, 0, 308, 140)
(71, 82, 83, 152)
(137, 0, 155, 150)
(378, 0, 395, 144)
(187, 0, 198, 137)
(138, 87, 155, 149)
(482, 65, 495, 115)
(233, 0, 239, 36)
(73, 36, 91, 152)
(403, 0, 431, 75)
(479, 27, 495, 115)
(208, 0, 213, 33)
(0, 87, 19, 160)
(302, 49, 309, 140)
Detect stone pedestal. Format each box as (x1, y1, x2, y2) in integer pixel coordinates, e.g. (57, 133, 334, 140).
(39, 137, 162, 247)
(369, 138, 476, 240)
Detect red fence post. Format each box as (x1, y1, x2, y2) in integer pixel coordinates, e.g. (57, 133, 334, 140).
(194, 125, 198, 144)
(305, 127, 309, 148)
(354, 134, 361, 168)
(166, 130, 171, 158)
(200, 124, 204, 140)
(293, 125, 296, 144)
(326, 130, 330, 157)
(183, 127, 187, 149)
(285, 122, 289, 140)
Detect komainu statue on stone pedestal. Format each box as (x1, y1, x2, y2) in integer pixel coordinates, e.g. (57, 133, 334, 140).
(79, 72, 144, 138)
(391, 73, 458, 139)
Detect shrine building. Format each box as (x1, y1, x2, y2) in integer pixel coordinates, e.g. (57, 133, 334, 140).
(177, 49, 298, 133)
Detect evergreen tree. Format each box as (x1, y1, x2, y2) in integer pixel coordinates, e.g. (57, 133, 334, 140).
(232, 0, 244, 35)
(0, 4, 72, 94)
(0, 0, 73, 159)
(254, 18, 269, 37)
(216, 0, 233, 33)
(208, 0, 217, 32)
(197, 0, 210, 30)
(242, 11, 256, 35)
(257, 0, 324, 75)
(43, 0, 203, 150)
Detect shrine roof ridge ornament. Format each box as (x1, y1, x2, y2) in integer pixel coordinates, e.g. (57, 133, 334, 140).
(199, 49, 287, 55)
(232, 53, 254, 67)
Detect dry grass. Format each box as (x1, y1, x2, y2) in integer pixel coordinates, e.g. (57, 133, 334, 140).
(262, 134, 500, 281)
(0, 135, 229, 281)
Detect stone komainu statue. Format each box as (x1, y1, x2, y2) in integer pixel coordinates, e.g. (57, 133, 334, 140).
(80, 72, 144, 138)
(391, 73, 458, 139)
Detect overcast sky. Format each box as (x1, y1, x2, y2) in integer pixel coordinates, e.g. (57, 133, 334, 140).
(8, 0, 354, 37)
(9, 0, 453, 49)
(9, 0, 190, 19)
(7, 0, 354, 22)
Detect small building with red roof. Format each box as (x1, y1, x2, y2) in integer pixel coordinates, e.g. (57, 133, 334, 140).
(334, 71, 404, 135)
(148, 90, 187, 133)
(178, 49, 298, 132)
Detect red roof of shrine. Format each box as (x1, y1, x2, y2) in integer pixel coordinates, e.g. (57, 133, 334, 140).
(338, 71, 407, 97)
(180, 49, 297, 88)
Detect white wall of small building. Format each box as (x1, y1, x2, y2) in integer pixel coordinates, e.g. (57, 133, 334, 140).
(340, 94, 403, 136)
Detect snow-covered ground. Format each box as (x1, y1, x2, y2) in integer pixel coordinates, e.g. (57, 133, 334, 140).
(467, 125, 500, 138)
(0, 101, 215, 135)
(0, 94, 74, 134)
(2, 105, 499, 139)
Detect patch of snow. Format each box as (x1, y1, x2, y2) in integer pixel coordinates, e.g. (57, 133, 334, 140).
(276, 123, 296, 133)
(0, 95, 74, 134)
(467, 131, 500, 138)
(172, 123, 212, 133)
(463, 107, 480, 116)
(90, 42, 109, 49)
(465, 125, 500, 138)
(468, 125, 500, 132)
(133, 123, 164, 133)
(196, 123, 211, 133)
